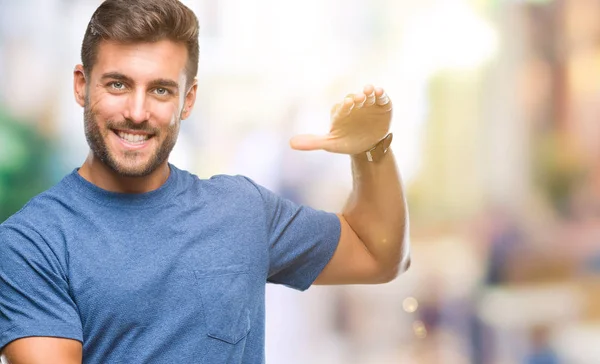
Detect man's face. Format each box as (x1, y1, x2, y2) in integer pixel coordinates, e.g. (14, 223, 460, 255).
(76, 40, 195, 177)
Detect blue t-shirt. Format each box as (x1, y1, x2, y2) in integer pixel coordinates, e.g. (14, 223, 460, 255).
(0, 164, 340, 363)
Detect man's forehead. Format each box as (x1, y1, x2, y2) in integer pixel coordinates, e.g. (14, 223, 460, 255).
(93, 40, 188, 82)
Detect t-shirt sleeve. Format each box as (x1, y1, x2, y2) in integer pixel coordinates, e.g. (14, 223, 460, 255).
(241, 177, 341, 291)
(0, 224, 83, 351)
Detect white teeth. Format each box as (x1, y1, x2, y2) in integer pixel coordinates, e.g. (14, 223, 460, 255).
(117, 132, 149, 144)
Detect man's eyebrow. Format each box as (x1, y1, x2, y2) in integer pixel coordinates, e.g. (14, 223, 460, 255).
(148, 78, 180, 91)
(100, 72, 133, 83)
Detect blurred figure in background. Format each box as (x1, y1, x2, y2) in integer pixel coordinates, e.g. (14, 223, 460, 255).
(524, 325, 559, 364)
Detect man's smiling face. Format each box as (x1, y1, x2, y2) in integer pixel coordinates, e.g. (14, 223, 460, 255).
(80, 39, 190, 177)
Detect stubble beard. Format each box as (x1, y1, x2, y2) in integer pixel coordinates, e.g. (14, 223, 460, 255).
(83, 98, 180, 177)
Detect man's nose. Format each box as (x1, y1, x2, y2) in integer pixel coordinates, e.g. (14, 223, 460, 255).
(124, 90, 150, 123)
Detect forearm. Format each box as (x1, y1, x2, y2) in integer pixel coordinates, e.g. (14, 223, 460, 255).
(342, 148, 410, 275)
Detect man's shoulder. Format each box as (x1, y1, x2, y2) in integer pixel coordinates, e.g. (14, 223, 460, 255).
(1, 173, 74, 232)
(174, 166, 261, 197)
(172, 169, 274, 218)
(0, 192, 58, 252)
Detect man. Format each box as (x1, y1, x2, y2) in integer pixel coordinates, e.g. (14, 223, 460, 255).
(0, 0, 410, 363)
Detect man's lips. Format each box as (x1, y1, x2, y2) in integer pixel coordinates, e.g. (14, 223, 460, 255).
(112, 129, 155, 146)
(112, 128, 154, 136)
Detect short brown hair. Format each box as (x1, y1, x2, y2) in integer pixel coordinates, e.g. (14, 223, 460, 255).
(81, 0, 199, 87)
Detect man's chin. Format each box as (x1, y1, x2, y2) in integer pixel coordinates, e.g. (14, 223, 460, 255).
(107, 158, 160, 178)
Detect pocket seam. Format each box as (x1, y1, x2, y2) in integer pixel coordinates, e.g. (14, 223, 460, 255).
(193, 269, 252, 345)
(194, 270, 248, 279)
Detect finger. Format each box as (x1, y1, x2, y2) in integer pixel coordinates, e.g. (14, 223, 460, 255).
(363, 85, 376, 106)
(330, 103, 339, 117)
(364, 91, 376, 107)
(376, 90, 390, 106)
(337, 97, 355, 117)
(353, 93, 366, 109)
(289, 134, 330, 151)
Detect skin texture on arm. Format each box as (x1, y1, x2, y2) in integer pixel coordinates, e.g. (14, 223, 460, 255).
(315, 148, 409, 285)
(291, 85, 410, 284)
(1, 337, 82, 364)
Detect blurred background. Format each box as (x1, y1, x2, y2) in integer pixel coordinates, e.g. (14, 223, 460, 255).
(1, 0, 599, 362)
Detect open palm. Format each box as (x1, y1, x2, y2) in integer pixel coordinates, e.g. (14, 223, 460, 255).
(290, 85, 392, 155)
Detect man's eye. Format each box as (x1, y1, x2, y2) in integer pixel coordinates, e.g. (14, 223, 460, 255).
(155, 88, 169, 95)
(110, 82, 125, 90)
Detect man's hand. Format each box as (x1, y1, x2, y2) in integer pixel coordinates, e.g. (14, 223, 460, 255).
(289, 84, 392, 154)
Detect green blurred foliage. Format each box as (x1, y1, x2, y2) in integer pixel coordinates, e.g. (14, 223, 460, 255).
(0, 107, 55, 222)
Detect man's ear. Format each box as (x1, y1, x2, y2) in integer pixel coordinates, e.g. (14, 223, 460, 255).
(74, 64, 87, 107)
(181, 78, 198, 120)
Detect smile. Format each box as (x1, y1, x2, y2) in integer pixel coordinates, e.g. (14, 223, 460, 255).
(112, 129, 154, 147)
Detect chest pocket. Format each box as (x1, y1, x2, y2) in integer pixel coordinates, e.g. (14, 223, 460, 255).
(194, 266, 252, 344)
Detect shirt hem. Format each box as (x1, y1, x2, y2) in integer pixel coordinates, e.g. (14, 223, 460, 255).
(0, 324, 83, 351)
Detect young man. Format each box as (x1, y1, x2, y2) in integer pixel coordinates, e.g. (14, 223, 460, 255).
(0, 0, 409, 363)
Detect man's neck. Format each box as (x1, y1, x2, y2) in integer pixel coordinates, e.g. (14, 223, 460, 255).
(78, 154, 170, 194)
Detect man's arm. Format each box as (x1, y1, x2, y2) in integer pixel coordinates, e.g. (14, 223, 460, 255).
(315, 148, 409, 284)
(1, 337, 82, 364)
(290, 85, 410, 284)
(0, 225, 84, 363)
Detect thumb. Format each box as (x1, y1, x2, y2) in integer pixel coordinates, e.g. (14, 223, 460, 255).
(289, 134, 330, 151)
